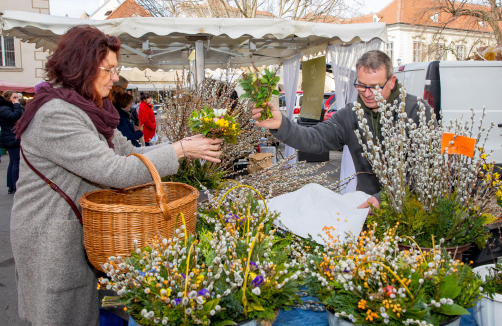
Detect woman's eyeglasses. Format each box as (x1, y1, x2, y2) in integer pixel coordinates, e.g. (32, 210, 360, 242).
(98, 66, 121, 76)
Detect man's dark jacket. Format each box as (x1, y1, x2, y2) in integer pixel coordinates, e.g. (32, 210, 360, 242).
(0, 98, 23, 148)
(271, 91, 432, 200)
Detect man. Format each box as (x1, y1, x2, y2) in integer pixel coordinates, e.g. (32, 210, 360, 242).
(252, 50, 432, 212)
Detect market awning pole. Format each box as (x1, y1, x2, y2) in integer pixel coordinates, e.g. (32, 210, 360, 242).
(195, 40, 205, 86)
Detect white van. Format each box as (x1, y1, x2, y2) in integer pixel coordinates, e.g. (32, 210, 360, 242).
(394, 61, 502, 164)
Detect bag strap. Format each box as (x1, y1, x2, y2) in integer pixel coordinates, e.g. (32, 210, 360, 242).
(20, 147, 83, 225)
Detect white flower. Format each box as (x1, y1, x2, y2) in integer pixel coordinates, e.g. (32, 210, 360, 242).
(188, 291, 197, 299)
(213, 109, 227, 116)
(252, 287, 261, 295)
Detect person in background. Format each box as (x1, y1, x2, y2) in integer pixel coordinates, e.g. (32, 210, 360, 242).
(113, 92, 143, 147)
(111, 75, 128, 99)
(18, 98, 27, 110)
(138, 91, 156, 146)
(0, 90, 23, 193)
(130, 98, 140, 126)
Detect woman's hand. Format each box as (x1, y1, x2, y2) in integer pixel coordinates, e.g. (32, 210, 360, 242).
(134, 124, 144, 131)
(172, 136, 223, 163)
(252, 101, 283, 130)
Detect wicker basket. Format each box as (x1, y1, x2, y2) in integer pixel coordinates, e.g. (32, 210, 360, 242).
(79, 153, 199, 272)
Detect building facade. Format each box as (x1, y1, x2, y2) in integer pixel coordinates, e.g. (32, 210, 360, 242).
(348, 0, 496, 66)
(0, 0, 51, 87)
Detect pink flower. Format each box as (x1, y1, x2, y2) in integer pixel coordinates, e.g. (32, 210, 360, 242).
(220, 116, 224, 119)
(213, 118, 219, 123)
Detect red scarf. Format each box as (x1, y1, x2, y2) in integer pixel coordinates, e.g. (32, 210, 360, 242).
(14, 86, 120, 149)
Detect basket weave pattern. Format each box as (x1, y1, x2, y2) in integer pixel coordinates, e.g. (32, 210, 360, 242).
(79, 154, 199, 272)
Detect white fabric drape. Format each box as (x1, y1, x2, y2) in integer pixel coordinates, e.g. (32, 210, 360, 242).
(283, 53, 302, 164)
(328, 39, 382, 194)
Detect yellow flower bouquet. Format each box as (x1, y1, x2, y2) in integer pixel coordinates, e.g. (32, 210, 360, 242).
(189, 106, 240, 145)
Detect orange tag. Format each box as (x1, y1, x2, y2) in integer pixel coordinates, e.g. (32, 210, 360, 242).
(441, 133, 476, 158)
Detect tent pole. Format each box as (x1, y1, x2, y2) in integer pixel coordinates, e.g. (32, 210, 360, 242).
(195, 40, 205, 86)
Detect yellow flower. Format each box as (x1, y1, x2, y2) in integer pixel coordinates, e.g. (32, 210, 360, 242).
(204, 117, 211, 122)
(497, 189, 502, 199)
(196, 275, 204, 284)
(481, 154, 488, 160)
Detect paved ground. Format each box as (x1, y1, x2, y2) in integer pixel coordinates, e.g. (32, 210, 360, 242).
(0, 152, 30, 326)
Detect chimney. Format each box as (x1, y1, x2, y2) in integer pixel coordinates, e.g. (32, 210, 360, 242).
(397, 0, 404, 23)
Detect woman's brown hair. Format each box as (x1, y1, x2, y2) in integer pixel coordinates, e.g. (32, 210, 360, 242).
(45, 25, 120, 108)
(3, 90, 17, 102)
(113, 92, 134, 109)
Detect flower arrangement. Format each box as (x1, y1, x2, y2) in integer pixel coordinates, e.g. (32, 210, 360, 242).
(354, 83, 499, 249)
(100, 186, 303, 325)
(189, 106, 241, 145)
(239, 68, 280, 121)
(99, 228, 235, 326)
(305, 223, 483, 326)
(196, 186, 303, 323)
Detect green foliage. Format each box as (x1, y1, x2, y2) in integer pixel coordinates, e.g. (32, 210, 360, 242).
(480, 261, 502, 299)
(239, 68, 280, 121)
(368, 187, 491, 249)
(161, 158, 227, 190)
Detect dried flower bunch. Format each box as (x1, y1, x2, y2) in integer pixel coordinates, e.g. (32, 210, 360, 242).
(305, 223, 483, 326)
(354, 83, 499, 248)
(189, 106, 241, 145)
(196, 186, 304, 322)
(239, 68, 280, 121)
(99, 227, 235, 326)
(159, 71, 269, 187)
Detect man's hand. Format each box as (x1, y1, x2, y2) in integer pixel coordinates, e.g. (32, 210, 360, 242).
(358, 196, 380, 214)
(251, 102, 283, 130)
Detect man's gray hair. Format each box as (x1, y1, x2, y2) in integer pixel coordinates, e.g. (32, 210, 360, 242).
(355, 50, 393, 79)
(113, 75, 128, 87)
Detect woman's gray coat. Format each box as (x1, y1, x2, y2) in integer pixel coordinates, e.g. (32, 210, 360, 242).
(10, 99, 180, 325)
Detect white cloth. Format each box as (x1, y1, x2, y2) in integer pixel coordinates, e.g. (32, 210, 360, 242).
(328, 39, 382, 194)
(283, 53, 301, 164)
(269, 183, 370, 243)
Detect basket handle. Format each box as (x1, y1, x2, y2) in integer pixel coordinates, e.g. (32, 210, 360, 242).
(127, 153, 171, 220)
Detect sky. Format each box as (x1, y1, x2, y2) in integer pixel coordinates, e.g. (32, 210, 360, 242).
(49, 0, 394, 18)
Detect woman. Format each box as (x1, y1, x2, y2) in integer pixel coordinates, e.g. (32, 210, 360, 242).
(0, 90, 23, 194)
(138, 91, 156, 145)
(113, 92, 143, 147)
(10, 25, 221, 326)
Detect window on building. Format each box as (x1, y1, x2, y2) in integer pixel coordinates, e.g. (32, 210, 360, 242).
(385, 42, 394, 63)
(431, 12, 439, 23)
(413, 41, 423, 62)
(429, 43, 445, 61)
(456, 45, 466, 60)
(1, 36, 15, 67)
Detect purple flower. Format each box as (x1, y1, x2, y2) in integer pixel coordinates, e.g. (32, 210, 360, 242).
(173, 298, 182, 305)
(249, 261, 258, 269)
(251, 275, 264, 288)
(139, 272, 146, 276)
(180, 273, 186, 279)
(343, 268, 349, 273)
(198, 288, 210, 297)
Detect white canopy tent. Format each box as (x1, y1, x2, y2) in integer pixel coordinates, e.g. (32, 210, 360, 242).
(1, 10, 386, 70)
(1, 10, 386, 181)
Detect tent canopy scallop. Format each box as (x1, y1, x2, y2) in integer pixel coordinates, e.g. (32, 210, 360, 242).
(0, 10, 387, 70)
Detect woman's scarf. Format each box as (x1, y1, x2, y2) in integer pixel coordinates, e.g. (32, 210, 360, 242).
(14, 86, 120, 149)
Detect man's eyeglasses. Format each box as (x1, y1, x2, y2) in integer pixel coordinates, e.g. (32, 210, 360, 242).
(99, 66, 121, 76)
(354, 76, 391, 93)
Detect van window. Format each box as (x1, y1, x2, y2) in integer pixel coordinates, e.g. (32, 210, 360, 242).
(298, 95, 303, 106)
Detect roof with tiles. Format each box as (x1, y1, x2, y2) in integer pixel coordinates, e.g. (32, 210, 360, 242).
(106, 0, 152, 19)
(345, 0, 498, 33)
